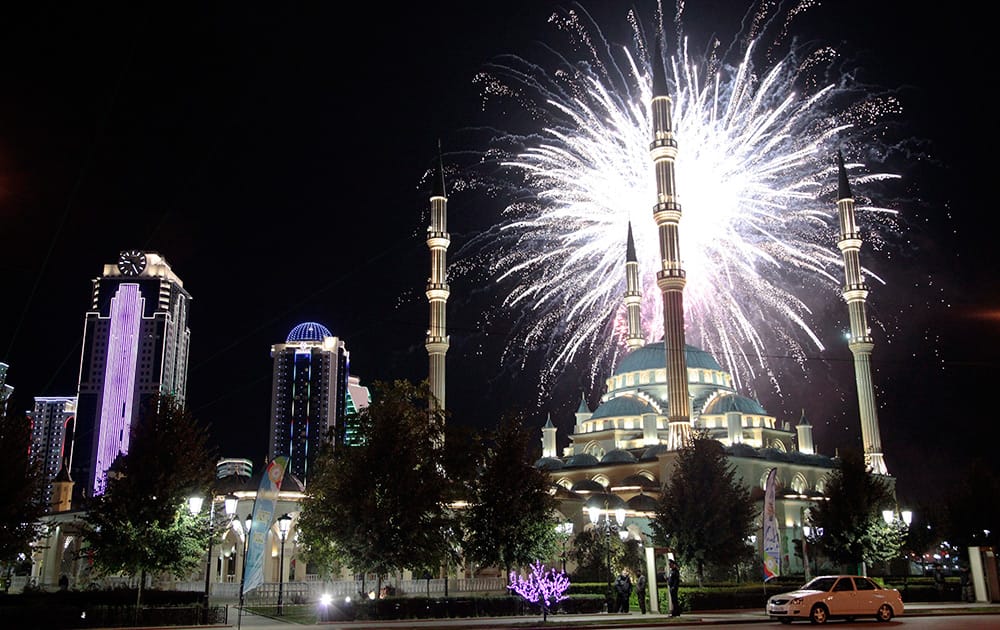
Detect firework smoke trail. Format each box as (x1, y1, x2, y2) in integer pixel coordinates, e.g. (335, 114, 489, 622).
(453, 1, 905, 401)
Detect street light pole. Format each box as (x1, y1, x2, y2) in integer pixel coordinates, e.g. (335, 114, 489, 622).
(588, 504, 626, 609)
(802, 525, 812, 581)
(202, 497, 215, 624)
(276, 513, 292, 615)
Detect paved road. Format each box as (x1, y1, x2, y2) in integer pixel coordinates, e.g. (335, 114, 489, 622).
(184, 601, 999, 630)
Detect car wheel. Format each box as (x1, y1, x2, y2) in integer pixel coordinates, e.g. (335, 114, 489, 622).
(809, 604, 828, 624)
(876, 604, 894, 622)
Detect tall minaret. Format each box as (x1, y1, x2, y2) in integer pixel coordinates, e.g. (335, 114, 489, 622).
(649, 41, 691, 450)
(835, 151, 887, 475)
(425, 144, 450, 412)
(624, 222, 645, 351)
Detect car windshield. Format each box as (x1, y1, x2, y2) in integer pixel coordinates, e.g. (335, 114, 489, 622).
(802, 577, 837, 592)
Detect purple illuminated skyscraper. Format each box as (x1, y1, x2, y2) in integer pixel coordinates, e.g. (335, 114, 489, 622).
(74, 251, 191, 496)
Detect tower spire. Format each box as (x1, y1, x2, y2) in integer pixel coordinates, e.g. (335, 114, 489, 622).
(425, 141, 450, 414)
(624, 222, 645, 351)
(835, 150, 887, 475)
(649, 38, 691, 450)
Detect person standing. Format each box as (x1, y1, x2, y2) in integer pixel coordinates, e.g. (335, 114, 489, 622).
(960, 565, 973, 602)
(668, 559, 681, 616)
(933, 563, 945, 598)
(636, 570, 647, 614)
(613, 569, 632, 613)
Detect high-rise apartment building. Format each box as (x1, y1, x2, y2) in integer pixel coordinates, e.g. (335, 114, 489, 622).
(268, 322, 367, 484)
(74, 251, 191, 496)
(0, 362, 13, 411)
(28, 396, 76, 509)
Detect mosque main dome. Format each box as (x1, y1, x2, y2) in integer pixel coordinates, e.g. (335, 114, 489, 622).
(286, 322, 332, 342)
(613, 341, 723, 375)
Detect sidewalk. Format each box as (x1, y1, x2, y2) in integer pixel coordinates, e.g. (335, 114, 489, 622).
(216, 600, 1000, 630)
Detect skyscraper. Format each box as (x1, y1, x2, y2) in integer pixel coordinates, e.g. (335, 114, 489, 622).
(74, 251, 191, 496)
(28, 396, 76, 509)
(268, 322, 363, 484)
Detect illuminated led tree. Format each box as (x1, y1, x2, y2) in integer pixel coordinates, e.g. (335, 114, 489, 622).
(508, 560, 570, 622)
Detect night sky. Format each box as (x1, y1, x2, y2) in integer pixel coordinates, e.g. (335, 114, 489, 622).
(1, 1, 993, 507)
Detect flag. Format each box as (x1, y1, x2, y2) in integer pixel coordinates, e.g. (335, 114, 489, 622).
(762, 467, 781, 582)
(242, 455, 289, 595)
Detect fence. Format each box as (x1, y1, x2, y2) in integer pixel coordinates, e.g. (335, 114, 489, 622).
(167, 576, 507, 604)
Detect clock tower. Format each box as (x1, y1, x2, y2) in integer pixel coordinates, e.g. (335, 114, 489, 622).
(72, 251, 192, 496)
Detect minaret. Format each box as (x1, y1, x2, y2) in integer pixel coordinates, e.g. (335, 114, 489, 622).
(796, 409, 815, 455)
(541, 414, 558, 458)
(835, 151, 888, 475)
(649, 41, 692, 450)
(425, 144, 450, 412)
(624, 222, 645, 351)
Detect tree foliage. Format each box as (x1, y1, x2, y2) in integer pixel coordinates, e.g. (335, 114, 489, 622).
(941, 458, 1000, 553)
(79, 394, 216, 589)
(0, 396, 47, 580)
(460, 412, 559, 578)
(650, 435, 757, 584)
(297, 380, 455, 580)
(807, 448, 897, 569)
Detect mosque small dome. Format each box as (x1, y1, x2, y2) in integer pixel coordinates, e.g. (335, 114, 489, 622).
(534, 457, 565, 471)
(702, 393, 768, 415)
(570, 478, 606, 493)
(601, 449, 637, 464)
(590, 395, 658, 420)
(564, 453, 600, 467)
(613, 342, 722, 375)
(287, 322, 332, 342)
(584, 492, 627, 512)
(627, 493, 658, 512)
(641, 444, 670, 460)
(621, 474, 658, 490)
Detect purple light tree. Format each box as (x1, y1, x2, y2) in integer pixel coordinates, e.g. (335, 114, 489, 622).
(508, 560, 571, 622)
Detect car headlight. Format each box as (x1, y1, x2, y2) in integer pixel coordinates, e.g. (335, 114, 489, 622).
(791, 597, 803, 605)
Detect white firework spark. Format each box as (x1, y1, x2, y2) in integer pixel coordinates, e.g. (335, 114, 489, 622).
(453, 1, 906, 401)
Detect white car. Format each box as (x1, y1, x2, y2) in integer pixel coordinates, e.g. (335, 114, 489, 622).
(766, 575, 903, 624)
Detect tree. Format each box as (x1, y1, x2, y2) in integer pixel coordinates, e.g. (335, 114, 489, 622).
(0, 396, 47, 589)
(807, 448, 897, 572)
(460, 412, 559, 578)
(79, 394, 215, 605)
(650, 435, 757, 584)
(941, 458, 1000, 554)
(297, 380, 455, 585)
(508, 560, 570, 622)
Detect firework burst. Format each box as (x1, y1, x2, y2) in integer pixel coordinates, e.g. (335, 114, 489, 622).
(452, 0, 907, 403)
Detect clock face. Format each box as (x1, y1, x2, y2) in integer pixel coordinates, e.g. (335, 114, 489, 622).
(117, 250, 147, 276)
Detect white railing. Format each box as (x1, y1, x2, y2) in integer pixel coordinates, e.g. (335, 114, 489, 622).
(165, 577, 507, 602)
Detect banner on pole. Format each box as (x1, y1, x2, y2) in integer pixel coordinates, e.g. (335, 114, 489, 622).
(242, 455, 288, 595)
(762, 467, 781, 582)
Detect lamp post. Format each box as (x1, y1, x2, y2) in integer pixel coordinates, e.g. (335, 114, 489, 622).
(276, 513, 292, 615)
(237, 512, 253, 614)
(802, 525, 812, 581)
(882, 508, 913, 577)
(186, 495, 214, 624)
(588, 504, 626, 601)
(555, 522, 574, 574)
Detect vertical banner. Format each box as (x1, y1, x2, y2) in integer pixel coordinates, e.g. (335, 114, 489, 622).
(242, 456, 289, 595)
(762, 467, 781, 582)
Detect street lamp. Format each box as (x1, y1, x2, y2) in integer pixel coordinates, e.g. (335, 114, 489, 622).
(802, 525, 812, 581)
(555, 522, 574, 573)
(882, 508, 913, 577)
(588, 504, 626, 599)
(276, 513, 292, 615)
(238, 513, 252, 613)
(187, 494, 213, 624)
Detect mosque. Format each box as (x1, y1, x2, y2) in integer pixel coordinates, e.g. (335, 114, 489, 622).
(513, 51, 895, 578)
